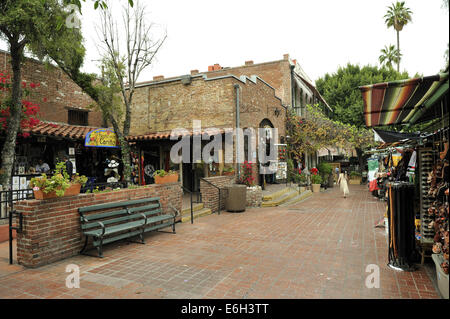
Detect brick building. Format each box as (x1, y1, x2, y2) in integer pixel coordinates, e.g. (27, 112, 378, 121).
(203, 54, 333, 170)
(0, 49, 116, 190)
(127, 54, 331, 191)
(127, 69, 286, 190)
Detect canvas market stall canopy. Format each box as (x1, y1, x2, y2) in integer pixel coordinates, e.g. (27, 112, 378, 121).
(359, 73, 449, 128)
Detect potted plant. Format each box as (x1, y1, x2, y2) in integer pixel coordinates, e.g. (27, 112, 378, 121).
(349, 171, 362, 184)
(153, 169, 179, 184)
(222, 165, 235, 176)
(310, 168, 322, 193)
(298, 171, 308, 192)
(318, 162, 333, 188)
(227, 161, 252, 212)
(29, 162, 88, 199)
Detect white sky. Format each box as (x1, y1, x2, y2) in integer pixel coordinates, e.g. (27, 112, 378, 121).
(2, 0, 449, 83)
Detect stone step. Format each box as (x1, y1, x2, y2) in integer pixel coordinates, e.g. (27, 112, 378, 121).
(181, 203, 204, 216)
(261, 189, 299, 207)
(181, 207, 212, 223)
(279, 190, 313, 207)
(262, 187, 291, 202)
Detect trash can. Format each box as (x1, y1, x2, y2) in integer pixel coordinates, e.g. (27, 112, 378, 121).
(225, 184, 246, 212)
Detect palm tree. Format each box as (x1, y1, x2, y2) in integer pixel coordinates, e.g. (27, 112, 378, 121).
(384, 1, 412, 72)
(379, 45, 401, 70)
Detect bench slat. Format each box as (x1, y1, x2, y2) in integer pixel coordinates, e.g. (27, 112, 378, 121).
(84, 214, 174, 237)
(92, 221, 174, 247)
(82, 203, 161, 222)
(82, 208, 162, 230)
(78, 197, 160, 213)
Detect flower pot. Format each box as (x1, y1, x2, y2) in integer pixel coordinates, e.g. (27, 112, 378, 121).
(432, 254, 449, 299)
(33, 183, 81, 200)
(154, 173, 179, 184)
(65, 183, 81, 196)
(33, 189, 57, 200)
(349, 177, 362, 185)
(299, 186, 306, 193)
(311, 183, 321, 193)
(222, 171, 235, 176)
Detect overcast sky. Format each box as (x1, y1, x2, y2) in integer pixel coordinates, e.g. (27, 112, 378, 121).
(2, 0, 449, 84)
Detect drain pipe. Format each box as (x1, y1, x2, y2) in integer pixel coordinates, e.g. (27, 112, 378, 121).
(234, 84, 241, 177)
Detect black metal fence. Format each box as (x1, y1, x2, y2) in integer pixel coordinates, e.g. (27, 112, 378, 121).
(0, 188, 34, 220)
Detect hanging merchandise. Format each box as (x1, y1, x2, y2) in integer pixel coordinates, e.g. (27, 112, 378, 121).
(406, 150, 417, 182)
(387, 182, 416, 271)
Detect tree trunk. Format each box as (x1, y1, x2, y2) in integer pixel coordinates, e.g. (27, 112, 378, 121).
(109, 116, 132, 186)
(396, 30, 400, 72)
(356, 147, 365, 174)
(0, 41, 24, 187)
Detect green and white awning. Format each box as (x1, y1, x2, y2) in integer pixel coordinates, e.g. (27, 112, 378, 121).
(359, 73, 449, 127)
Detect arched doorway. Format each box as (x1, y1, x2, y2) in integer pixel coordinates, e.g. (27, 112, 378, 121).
(258, 119, 276, 189)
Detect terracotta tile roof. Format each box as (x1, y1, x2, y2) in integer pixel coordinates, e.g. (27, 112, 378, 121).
(25, 122, 101, 140)
(126, 128, 231, 142)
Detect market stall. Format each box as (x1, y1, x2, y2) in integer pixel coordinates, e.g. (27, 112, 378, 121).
(359, 72, 449, 297)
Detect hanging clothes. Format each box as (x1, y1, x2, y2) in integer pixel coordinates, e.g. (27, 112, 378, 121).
(406, 150, 417, 178)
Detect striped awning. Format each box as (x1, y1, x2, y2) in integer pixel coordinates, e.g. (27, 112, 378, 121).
(359, 73, 449, 127)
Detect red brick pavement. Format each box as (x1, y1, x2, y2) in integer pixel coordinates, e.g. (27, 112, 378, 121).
(0, 185, 441, 299)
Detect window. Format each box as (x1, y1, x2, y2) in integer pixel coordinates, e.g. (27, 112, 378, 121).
(68, 109, 88, 126)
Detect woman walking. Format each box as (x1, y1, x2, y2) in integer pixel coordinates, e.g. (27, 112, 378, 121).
(337, 171, 349, 198)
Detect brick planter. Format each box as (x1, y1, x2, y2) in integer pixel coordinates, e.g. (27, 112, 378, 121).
(200, 175, 235, 211)
(246, 186, 262, 207)
(14, 183, 182, 268)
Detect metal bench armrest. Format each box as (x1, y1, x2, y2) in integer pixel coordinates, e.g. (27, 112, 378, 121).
(97, 221, 106, 236)
(139, 212, 148, 225)
(168, 203, 179, 217)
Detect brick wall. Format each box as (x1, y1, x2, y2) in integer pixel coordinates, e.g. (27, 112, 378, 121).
(0, 50, 103, 127)
(199, 175, 235, 212)
(14, 183, 182, 268)
(205, 57, 292, 107)
(130, 75, 285, 137)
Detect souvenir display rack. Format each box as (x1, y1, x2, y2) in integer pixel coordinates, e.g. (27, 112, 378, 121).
(418, 147, 438, 244)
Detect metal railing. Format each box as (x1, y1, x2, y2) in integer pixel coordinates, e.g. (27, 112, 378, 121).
(181, 185, 202, 224)
(0, 188, 34, 220)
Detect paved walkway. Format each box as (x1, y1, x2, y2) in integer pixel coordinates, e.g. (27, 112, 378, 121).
(0, 185, 441, 299)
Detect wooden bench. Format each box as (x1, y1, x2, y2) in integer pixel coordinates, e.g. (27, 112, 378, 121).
(78, 197, 179, 257)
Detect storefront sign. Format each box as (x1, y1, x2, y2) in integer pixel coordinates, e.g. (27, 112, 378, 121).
(85, 128, 120, 148)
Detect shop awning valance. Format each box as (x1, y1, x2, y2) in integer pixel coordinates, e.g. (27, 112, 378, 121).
(359, 73, 449, 127)
(373, 128, 420, 143)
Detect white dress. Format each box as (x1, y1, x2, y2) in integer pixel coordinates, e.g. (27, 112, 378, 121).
(337, 173, 349, 196)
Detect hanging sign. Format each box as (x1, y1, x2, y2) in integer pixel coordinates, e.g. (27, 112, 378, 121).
(85, 128, 120, 148)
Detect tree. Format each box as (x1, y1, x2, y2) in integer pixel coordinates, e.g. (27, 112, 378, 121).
(315, 64, 411, 172)
(315, 63, 410, 128)
(0, 0, 83, 186)
(95, 0, 166, 185)
(384, 1, 412, 72)
(286, 104, 375, 173)
(379, 44, 401, 70)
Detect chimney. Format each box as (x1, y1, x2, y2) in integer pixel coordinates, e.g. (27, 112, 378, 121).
(190, 69, 199, 75)
(283, 53, 289, 60)
(153, 75, 164, 81)
(208, 65, 214, 72)
(292, 59, 297, 65)
(213, 63, 222, 71)
(245, 60, 254, 66)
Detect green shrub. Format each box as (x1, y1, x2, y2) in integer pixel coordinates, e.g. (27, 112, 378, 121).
(310, 174, 323, 184)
